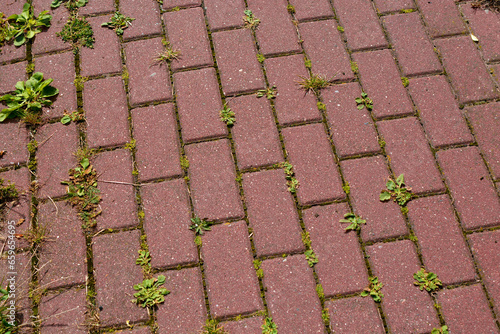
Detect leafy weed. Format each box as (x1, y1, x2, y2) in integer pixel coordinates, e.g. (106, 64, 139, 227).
(379, 174, 412, 206)
(57, 14, 94, 49)
(297, 73, 332, 95)
(361, 276, 384, 303)
(219, 105, 235, 126)
(0, 179, 18, 206)
(243, 10, 260, 30)
(256, 86, 277, 99)
(261, 317, 278, 334)
(281, 162, 299, 193)
(414, 268, 442, 292)
(339, 213, 366, 232)
(355, 92, 373, 111)
(0, 286, 16, 334)
(51, 0, 88, 10)
(60, 109, 84, 124)
(132, 275, 170, 308)
(152, 41, 180, 66)
(101, 11, 135, 36)
(200, 319, 227, 334)
(189, 217, 212, 235)
(431, 326, 449, 334)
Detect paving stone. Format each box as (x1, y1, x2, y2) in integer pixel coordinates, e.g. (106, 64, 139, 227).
(303, 203, 368, 296)
(492, 63, 500, 85)
(173, 67, 227, 143)
(84, 76, 130, 148)
(326, 297, 385, 334)
(212, 29, 265, 95)
(354, 49, 414, 119)
(282, 123, 345, 206)
(204, 0, 246, 30)
(262, 255, 325, 333)
(32, 0, 71, 55)
(332, 0, 387, 51)
(79, 0, 115, 15)
(372, 0, 414, 13)
(0, 120, 28, 168)
(242, 169, 304, 257)
(437, 147, 500, 230)
(220, 317, 264, 334)
(469, 230, 500, 316)
(228, 95, 283, 170)
(120, 0, 162, 40)
(415, 0, 466, 38)
(265, 54, 321, 125)
(114, 328, 151, 334)
(323, 83, 381, 158)
(141, 179, 198, 268)
(37, 202, 86, 289)
(377, 117, 444, 194)
(288, 0, 334, 21)
(124, 37, 173, 106)
(0, 61, 27, 94)
(0, 1, 24, 15)
(438, 285, 498, 333)
(409, 75, 474, 148)
(247, 0, 301, 56)
(299, 20, 354, 81)
(435, 36, 498, 104)
(164, 7, 213, 71)
(80, 16, 122, 78)
(467, 102, 500, 180)
(156, 267, 207, 334)
(35, 51, 77, 119)
(0, 44, 26, 64)
(0, 168, 31, 249)
(36, 122, 78, 198)
(202, 221, 263, 318)
(341, 156, 408, 242)
(407, 195, 476, 286)
(93, 149, 138, 230)
(186, 139, 244, 222)
(39, 289, 87, 334)
(383, 13, 441, 76)
(162, 0, 201, 10)
(366, 240, 440, 333)
(132, 103, 182, 182)
(93, 230, 148, 327)
(461, 5, 500, 62)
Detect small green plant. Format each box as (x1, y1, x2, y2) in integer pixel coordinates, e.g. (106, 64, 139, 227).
(152, 41, 180, 66)
(219, 105, 235, 126)
(304, 57, 312, 69)
(62, 157, 102, 228)
(339, 213, 366, 232)
(51, 0, 88, 10)
(101, 11, 135, 36)
(23, 223, 50, 246)
(297, 73, 332, 95)
(361, 276, 384, 303)
(261, 317, 278, 334)
(0, 286, 16, 334)
(200, 319, 227, 334)
(243, 9, 260, 30)
(257, 86, 277, 99)
(281, 162, 299, 193)
(0, 179, 18, 205)
(337, 25, 344, 32)
(180, 156, 189, 170)
(57, 14, 94, 49)
(305, 249, 318, 267)
(431, 326, 449, 334)
(287, 4, 296, 14)
(400, 8, 415, 13)
(253, 259, 263, 278)
(60, 109, 84, 124)
(136, 249, 151, 267)
(379, 174, 412, 206)
(189, 217, 212, 235)
(132, 275, 170, 308)
(401, 77, 409, 88)
(257, 53, 265, 63)
(350, 61, 359, 74)
(302, 231, 312, 248)
(316, 284, 325, 302)
(1, 3, 52, 48)
(342, 182, 350, 194)
(413, 268, 442, 292)
(355, 92, 373, 111)
(0, 72, 59, 124)
(317, 101, 326, 111)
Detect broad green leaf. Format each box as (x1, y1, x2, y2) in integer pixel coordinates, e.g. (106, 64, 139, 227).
(396, 174, 404, 186)
(26, 30, 35, 39)
(386, 179, 396, 190)
(51, 0, 64, 8)
(15, 81, 25, 91)
(61, 115, 72, 124)
(14, 34, 26, 46)
(41, 85, 58, 98)
(32, 72, 44, 81)
(379, 191, 391, 201)
(357, 104, 365, 110)
(80, 158, 90, 169)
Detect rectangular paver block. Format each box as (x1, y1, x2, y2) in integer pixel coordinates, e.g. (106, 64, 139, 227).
(125, 37, 173, 106)
(461, 4, 500, 62)
(212, 29, 265, 95)
(0, 61, 26, 95)
(229, 94, 283, 170)
(409, 75, 473, 148)
(366, 240, 440, 333)
(39, 289, 87, 334)
(326, 297, 385, 334)
(202, 221, 263, 318)
(141, 179, 198, 268)
(288, 0, 333, 21)
(162, 0, 201, 10)
(93, 230, 148, 327)
(341, 156, 408, 242)
(79, 0, 114, 15)
(373, 0, 414, 13)
(164, 7, 214, 71)
(415, 0, 466, 37)
(323, 83, 381, 158)
(132, 103, 182, 182)
(32, 0, 71, 55)
(407, 195, 476, 286)
(265, 54, 321, 125)
(354, 49, 414, 119)
(437, 146, 500, 230)
(262, 255, 326, 333)
(0, 120, 28, 168)
(435, 36, 498, 104)
(242, 169, 304, 257)
(186, 139, 244, 222)
(299, 20, 354, 81)
(174, 67, 227, 143)
(120, 0, 162, 40)
(221, 316, 264, 334)
(204, 0, 246, 31)
(383, 13, 441, 76)
(303, 203, 368, 296)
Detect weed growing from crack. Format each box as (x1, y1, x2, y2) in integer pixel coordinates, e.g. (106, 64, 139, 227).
(380, 174, 412, 207)
(0, 179, 18, 206)
(136, 249, 152, 275)
(51, 0, 88, 10)
(287, 4, 296, 14)
(200, 319, 227, 334)
(302, 232, 318, 267)
(23, 223, 51, 246)
(281, 162, 299, 193)
(471, 0, 500, 12)
(337, 25, 344, 32)
(132, 275, 170, 308)
(261, 317, 278, 334)
(256, 86, 277, 100)
(152, 41, 181, 66)
(0, 286, 16, 333)
(350, 61, 359, 74)
(189, 217, 212, 235)
(243, 10, 260, 30)
(339, 213, 366, 232)
(297, 73, 333, 95)
(60, 109, 84, 125)
(57, 14, 94, 49)
(219, 105, 235, 126)
(322, 309, 330, 326)
(413, 268, 442, 292)
(101, 11, 135, 36)
(431, 326, 449, 334)
(180, 156, 189, 170)
(401, 77, 409, 88)
(317, 101, 326, 111)
(253, 259, 263, 279)
(355, 92, 373, 111)
(361, 276, 384, 303)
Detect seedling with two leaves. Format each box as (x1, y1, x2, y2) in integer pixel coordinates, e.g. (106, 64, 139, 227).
(361, 276, 384, 303)
(132, 275, 170, 308)
(340, 213, 366, 232)
(413, 268, 442, 292)
(380, 174, 412, 207)
(355, 92, 373, 111)
(101, 11, 135, 36)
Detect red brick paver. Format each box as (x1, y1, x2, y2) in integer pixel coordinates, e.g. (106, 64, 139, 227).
(373, 0, 414, 13)
(39, 289, 87, 334)
(120, 0, 162, 40)
(288, 0, 333, 22)
(461, 5, 500, 63)
(326, 297, 385, 334)
(221, 316, 264, 334)
(204, 0, 246, 31)
(415, 0, 466, 38)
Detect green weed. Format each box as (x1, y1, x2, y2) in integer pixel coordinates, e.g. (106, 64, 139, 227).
(253, 259, 263, 279)
(132, 275, 170, 308)
(281, 162, 299, 193)
(57, 14, 94, 49)
(243, 10, 260, 30)
(219, 105, 235, 126)
(287, 4, 296, 14)
(51, 0, 88, 10)
(337, 25, 344, 32)
(0, 179, 18, 205)
(431, 326, 449, 334)
(261, 317, 278, 334)
(0, 286, 16, 334)
(60, 109, 84, 125)
(257, 53, 265, 63)
(152, 41, 180, 65)
(257, 86, 277, 100)
(180, 156, 189, 170)
(413, 268, 442, 292)
(339, 213, 366, 232)
(350, 61, 359, 74)
(401, 77, 409, 88)
(317, 101, 326, 111)
(200, 319, 227, 334)
(380, 174, 412, 206)
(101, 11, 135, 36)
(297, 73, 333, 95)
(361, 276, 384, 303)
(355, 92, 373, 111)
(189, 217, 212, 235)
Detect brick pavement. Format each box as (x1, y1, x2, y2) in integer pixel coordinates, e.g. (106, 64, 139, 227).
(0, 0, 499, 333)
